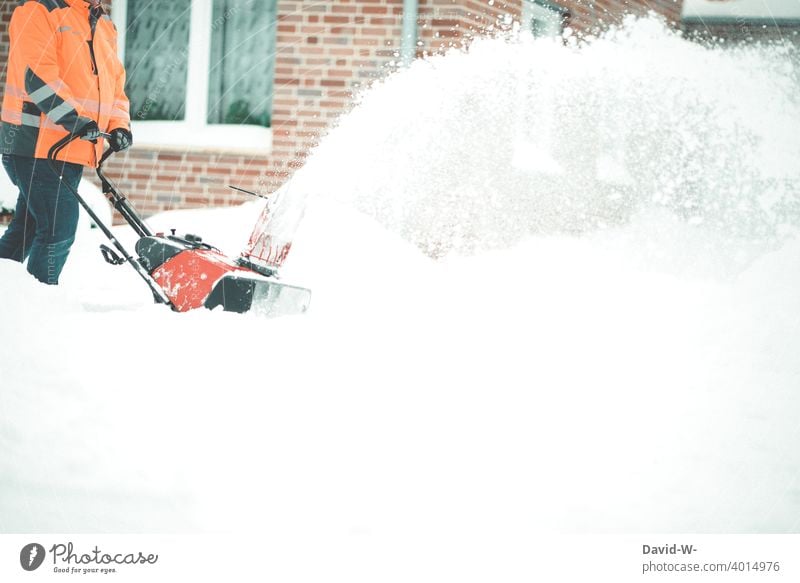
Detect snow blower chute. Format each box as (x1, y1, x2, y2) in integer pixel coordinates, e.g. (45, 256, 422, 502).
(49, 133, 311, 316)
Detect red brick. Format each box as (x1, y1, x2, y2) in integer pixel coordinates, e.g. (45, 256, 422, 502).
(361, 6, 388, 14)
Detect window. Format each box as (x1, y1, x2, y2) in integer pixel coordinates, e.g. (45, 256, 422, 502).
(124, 0, 191, 122)
(207, 0, 275, 128)
(523, 1, 566, 38)
(113, 0, 277, 152)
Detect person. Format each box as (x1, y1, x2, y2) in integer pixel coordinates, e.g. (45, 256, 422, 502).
(0, 0, 132, 285)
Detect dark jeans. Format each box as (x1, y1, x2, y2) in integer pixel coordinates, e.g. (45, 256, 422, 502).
(0, 155, 83, 285)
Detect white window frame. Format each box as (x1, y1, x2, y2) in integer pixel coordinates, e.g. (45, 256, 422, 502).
(522, 1, 564, 38)
(113, 0, 272, 154)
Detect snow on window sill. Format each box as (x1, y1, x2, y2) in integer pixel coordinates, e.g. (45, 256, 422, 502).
(129, 121, 272, 155)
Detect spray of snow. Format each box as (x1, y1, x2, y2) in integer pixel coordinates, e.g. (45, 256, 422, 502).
(281, 17, 800, 269)
(1, 17, 799, 583)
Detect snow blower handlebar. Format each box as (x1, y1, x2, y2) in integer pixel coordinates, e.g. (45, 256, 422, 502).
(47, 132, 172, 306)
(94, 141, 152, 239)
(46, 132, 312, 316)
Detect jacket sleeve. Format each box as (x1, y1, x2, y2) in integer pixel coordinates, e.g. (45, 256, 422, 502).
(108, 64, 131, 132)
(11, 3, 95, 134)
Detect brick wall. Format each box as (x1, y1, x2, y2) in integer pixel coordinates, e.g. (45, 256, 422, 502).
(416, 0, 523, 51)
(101, 150, 271, 217)
(682, 19, 800, 45)
(0, 1, 12, 90)
(566, 0, 682, 32)
(267, 0, 406, 189)
(415, 0, 682, 48)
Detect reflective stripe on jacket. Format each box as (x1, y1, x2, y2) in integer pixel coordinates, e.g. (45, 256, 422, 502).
(0, 0, 131, 167)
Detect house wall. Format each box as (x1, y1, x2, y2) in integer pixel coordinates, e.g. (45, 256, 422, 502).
(682, 19, 800, 45)
(1, 0, 688, 223)
(569, 0, 682, 31)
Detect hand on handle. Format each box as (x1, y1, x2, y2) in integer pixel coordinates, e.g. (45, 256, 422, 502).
(79, 120, 101, 142)
(108, 128, 133, 152)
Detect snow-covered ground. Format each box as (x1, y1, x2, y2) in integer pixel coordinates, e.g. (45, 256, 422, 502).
(1, 17, 799, 581)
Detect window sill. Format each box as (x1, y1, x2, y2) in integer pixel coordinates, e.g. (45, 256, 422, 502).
(129, 121, 273, 155)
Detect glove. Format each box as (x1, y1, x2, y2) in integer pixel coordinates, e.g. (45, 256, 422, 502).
(78, 120, 100, 141)
(108, 128, 133, 152)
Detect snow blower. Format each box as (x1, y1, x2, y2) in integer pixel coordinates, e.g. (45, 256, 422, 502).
(48, 133, 311, 316)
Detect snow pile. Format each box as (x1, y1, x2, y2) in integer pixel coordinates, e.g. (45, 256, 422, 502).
(1, 16, 800, 583)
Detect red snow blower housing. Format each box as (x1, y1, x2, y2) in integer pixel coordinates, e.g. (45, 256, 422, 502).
(49, 133, 311, 316)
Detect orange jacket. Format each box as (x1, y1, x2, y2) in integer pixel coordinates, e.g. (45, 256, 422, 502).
(0, 0, 130, 167)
